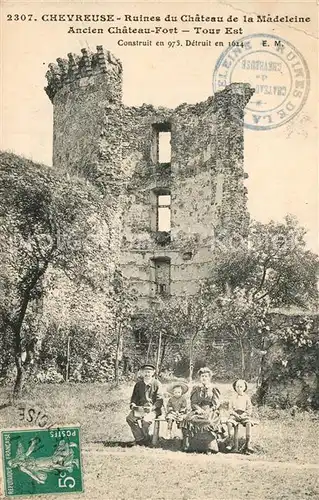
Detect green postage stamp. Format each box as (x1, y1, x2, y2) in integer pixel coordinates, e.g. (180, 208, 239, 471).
(1, 427, 83, 497)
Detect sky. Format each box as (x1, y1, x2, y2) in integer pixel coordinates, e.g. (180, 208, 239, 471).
(1, 0, 318, 253)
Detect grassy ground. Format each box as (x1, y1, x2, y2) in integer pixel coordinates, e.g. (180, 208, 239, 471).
(0, 382, 318, 499)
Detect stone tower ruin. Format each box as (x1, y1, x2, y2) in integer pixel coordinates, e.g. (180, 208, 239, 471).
(45, 46, 254, 308)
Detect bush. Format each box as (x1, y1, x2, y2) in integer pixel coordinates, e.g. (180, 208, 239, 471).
(36, 367, 64, 384)
(172, 343, 261, 382)
(34, 322, 138, 384)
(256, 317, 319, 409)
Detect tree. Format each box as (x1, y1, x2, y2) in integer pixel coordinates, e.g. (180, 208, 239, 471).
(135, 291, 216, 381)
(204, 215, 319, 380)
(203, 289, 270, 379)
(212, 216, 318, 308)
(36, 257, 125, 382)
(110, 268, 136, 385)
(0, 152, 112, 397)
(255, 313, 319, 408)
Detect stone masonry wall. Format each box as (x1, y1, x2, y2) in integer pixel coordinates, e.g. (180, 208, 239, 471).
(118, 92, 253, 303)
(46, 46, 254, 309)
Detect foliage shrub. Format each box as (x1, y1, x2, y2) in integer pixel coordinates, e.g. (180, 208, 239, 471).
(256, 317, 319, 409)
(173, 343, 262, 382)
(37, 322, 135, 383)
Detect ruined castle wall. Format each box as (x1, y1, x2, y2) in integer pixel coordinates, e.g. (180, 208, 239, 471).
(118, 99, 226, 302)
(169, 102, 218, 297)
(46, 47, 123, 186)
(117, 106, 173, 304)
(46, 48, 127, 324)
(117, 92, 252, 304)
(53, 75, 120, 178)
(46, 46, 254, 308)
(213, 90, 251, 240)
(120, 105, 172, 244)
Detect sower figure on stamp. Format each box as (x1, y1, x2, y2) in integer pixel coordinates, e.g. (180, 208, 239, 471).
(126, 363, 163, 446)
(8, 438, 79, 485)
(226, 379, 255, 454)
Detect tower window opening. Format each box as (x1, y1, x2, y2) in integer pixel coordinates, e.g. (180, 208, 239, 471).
(157, 194, 171, 232)
(157, 283, 167, 295)
(152, 122, 171, 164)
(150, 257, 171, 297)
(158, 132, 171, 163)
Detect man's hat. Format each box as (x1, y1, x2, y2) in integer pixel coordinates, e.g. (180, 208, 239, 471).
(167, 380, 189, 395)
(140, 363, 156, 370)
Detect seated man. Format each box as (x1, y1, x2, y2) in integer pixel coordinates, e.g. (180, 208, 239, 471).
(126, 364, 163, 446)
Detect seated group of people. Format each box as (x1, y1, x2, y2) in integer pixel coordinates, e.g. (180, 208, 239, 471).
(126, 363, 255, 454)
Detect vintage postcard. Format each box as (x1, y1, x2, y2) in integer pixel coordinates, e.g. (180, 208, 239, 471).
(0, 0, 318, 499)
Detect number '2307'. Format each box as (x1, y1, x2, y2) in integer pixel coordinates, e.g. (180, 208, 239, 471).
(7, 14, 35, 21)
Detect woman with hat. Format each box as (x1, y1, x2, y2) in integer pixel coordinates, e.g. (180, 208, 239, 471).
(181, 367, 222, 453)
(165, 380, 189, 439)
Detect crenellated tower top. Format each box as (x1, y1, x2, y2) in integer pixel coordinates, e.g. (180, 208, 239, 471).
(45, 45, 122, 102)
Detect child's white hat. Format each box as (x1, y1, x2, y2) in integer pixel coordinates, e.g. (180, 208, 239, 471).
(167, 380, 189, 395)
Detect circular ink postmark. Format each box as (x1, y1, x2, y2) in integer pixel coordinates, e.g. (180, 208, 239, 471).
(213, 34, 310, 130)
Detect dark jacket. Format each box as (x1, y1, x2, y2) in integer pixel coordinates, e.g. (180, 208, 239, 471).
(130, 378, 164, 416)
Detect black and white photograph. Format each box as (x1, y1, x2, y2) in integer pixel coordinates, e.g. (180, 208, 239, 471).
(0, 0, 318, 498)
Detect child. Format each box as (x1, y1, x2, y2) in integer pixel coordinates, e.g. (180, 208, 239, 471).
(166, 381, 189, 439)
(226, 379, 254, 454)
